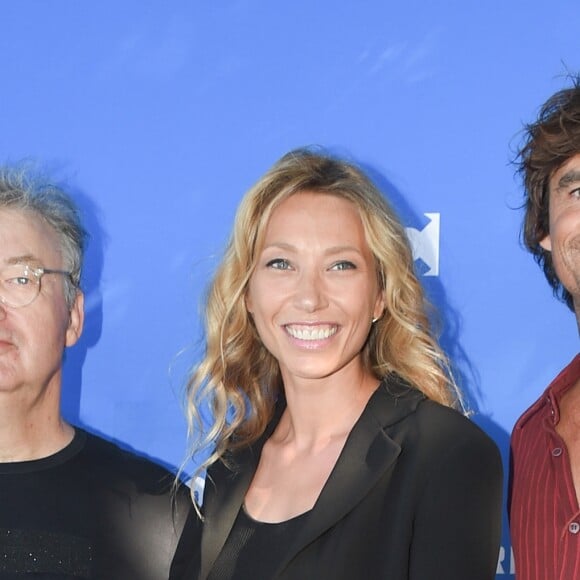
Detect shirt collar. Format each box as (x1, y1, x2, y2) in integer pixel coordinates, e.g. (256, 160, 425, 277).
(516, 353, 580, 429)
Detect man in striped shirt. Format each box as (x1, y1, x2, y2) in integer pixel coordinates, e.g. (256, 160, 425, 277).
(510, 81, 580, 580)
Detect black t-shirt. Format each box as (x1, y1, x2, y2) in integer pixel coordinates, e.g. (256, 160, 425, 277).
(0, 429, 191, 579)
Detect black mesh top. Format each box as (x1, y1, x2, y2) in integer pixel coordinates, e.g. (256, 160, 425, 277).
(208, 505, 311, 580)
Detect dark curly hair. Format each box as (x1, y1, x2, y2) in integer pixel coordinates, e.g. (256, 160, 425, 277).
(518, 78, 580, 311)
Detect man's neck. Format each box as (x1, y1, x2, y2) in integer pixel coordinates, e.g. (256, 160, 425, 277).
(0, 391, 74, 462)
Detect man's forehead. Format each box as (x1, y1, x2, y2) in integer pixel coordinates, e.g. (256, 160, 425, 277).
(0, 208, 62, 266)
(551, 154, 580, 189)
(0, 206, 39, 224)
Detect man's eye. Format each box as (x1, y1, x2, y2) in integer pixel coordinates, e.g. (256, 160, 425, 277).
(570, 187, 580, 199)
(266, 258, 291, 270)
(7, 276, 33, 286)
(330, 261, 356, 271)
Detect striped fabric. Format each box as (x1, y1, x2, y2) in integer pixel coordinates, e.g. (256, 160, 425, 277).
(510, 354, 580, 580)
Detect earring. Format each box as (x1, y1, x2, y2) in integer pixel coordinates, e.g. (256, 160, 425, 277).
(372, 317, 379, 324)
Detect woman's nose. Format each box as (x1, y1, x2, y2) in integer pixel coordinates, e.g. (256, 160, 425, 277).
(293, 270, 328, 312)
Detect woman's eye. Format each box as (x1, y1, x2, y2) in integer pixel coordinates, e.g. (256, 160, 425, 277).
(330, 261, 356, 271)
(570, 187, 580, 199)
(266, 258, 291, 270)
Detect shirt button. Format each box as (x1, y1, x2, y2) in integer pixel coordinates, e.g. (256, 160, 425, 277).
(552, 447, 563, 457)
(569, 522, 580, 534)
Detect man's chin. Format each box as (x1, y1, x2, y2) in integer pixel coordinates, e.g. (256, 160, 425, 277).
(0, 367, 22, 393)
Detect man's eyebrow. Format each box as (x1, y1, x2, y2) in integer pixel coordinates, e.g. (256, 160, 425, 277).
(556, 169, 580, 190)
(6, 255, 40, 266)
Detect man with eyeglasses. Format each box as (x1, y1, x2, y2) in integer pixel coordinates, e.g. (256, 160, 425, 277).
(0, 168, 190, 579)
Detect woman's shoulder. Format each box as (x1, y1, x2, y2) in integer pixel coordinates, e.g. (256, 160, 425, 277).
(416, 399, 497, 449)
(373, 376, 499, 457)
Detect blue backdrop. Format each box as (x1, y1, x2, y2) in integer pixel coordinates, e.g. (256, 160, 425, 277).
(3, 2, 580, 577)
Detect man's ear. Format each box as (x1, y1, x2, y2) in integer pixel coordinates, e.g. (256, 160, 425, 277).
(66, 291, 84, 347)
(539, 234, 552, 252)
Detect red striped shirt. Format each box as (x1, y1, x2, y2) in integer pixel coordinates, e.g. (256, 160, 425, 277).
(510, 354, 580, 580)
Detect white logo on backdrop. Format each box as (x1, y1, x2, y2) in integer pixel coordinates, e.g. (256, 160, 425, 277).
(405, 212, 440, 277)
(496, 545, 515, 575)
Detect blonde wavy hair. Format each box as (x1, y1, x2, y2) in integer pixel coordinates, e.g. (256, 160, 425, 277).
(186, 148, 462, 482)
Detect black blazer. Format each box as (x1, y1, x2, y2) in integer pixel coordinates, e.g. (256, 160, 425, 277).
(171, 376, 503, 580)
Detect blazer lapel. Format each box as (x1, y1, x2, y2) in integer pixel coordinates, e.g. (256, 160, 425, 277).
(199, 445, 257, 580)
(199, 401, 284, 579)
(275, 376, 424, 575)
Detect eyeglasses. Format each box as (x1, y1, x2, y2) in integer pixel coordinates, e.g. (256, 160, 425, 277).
(0, 264, 73, 308)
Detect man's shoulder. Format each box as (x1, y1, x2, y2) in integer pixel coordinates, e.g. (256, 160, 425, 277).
(512, 353, 580, 437)
(76, 431, 192, 579)
(79, 430, 179, 493)
(511, 388, 550, 435)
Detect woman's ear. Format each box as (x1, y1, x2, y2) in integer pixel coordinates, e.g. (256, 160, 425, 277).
(372, 291, 385, 323)
(245, 291, 253, 314)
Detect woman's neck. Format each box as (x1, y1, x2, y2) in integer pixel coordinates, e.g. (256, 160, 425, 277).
(274, 370, 380, 451)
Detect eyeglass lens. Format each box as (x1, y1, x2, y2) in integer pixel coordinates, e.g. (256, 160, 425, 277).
(0, 264, 41, 308)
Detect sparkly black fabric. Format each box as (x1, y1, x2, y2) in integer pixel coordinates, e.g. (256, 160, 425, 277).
(0, 429, 191, 579)
(0, 528, 92, 577)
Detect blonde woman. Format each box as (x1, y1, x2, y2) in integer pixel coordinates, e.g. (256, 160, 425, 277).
(171, 149, 502, 579)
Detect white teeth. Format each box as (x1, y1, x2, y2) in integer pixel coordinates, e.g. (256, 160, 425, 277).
(286, 325, 337, 340)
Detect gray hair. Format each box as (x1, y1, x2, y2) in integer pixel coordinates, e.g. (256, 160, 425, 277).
(0, 166, 86, 307)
